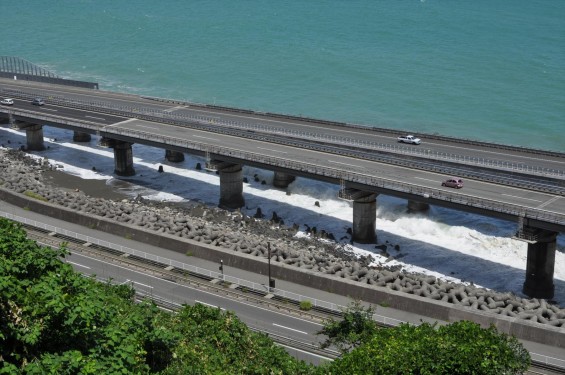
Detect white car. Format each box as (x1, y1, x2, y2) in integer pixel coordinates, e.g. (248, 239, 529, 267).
(0, 98, 14, 106)
(397, 135, 421, 145)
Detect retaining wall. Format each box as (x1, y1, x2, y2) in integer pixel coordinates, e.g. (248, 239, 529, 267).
(1, 187, 563, 348)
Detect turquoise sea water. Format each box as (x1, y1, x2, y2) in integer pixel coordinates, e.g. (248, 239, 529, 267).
(2, 1, 564, 151)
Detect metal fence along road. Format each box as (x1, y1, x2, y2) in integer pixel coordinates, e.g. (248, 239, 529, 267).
(2, 87, 564, 180)
(2, 209, 564, 370)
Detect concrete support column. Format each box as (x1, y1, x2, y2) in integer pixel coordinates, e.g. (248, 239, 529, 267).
(165, 149, 185, 162)
(353, 193, 377, 244)
(113, 141, 135, 176)
(408, 200, 430, 212)
(219, 163, 244, 209)
(24, 124, 45, 151)
(273, 171, 295, 188)
(73, 131, 91, 142)
(522, 228, 557, 299)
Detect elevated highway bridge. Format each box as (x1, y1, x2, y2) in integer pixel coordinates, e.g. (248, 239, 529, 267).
(0, 68, 563, 299)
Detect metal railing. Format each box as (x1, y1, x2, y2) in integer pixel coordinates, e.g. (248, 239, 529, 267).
(0, 210, 348, 316)
(2, 105, 564, 227)
(0, 56, 59, 78)
(145, 95, 565, 159)
(1, 88, 563, 180)
(103, 126, 565, 226)
(2, 210, 565, 368)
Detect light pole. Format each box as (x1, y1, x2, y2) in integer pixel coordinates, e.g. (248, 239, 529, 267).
(219, 259, 224, 281)
(268, 242, 275, 292)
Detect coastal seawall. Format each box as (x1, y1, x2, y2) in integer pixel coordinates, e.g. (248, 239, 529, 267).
(1, 186, 563, 348)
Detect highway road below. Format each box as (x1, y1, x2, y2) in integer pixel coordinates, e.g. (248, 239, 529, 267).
(60, 246, 333, 365)
(2, 98, 564, 231)
(2, 79, 564, 173)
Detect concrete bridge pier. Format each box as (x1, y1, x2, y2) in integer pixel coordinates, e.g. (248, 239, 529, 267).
(408, 200, 430, 213)
(165, 149, 185, 162)
(18, 123, 45, 151)
(352, 192, 378, 244)
(273, 172, 295, 188)
(112, 141, 136, 176)
(73, 131, 91, 142)
(522, 228, 557, 299)
(218, 163, 245, 209)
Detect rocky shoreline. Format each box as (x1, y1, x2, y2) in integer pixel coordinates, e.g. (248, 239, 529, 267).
(1, 148, 564, 328)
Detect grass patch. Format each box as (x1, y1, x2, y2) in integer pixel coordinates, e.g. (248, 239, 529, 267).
(299, 300, 313, 311)
(24, 190, 47, 202)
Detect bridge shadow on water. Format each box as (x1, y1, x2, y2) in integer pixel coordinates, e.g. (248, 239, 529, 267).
(1, 126, 564, 305)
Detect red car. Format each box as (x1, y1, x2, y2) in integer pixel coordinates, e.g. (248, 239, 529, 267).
(442, 177, 463, 189)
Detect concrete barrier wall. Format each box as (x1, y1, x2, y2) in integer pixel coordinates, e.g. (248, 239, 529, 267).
(0, 72, 99, 89)
(1, 187, 563, 348)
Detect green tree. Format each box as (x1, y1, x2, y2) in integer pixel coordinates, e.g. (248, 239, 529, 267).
(0, 218, 180, 373)
(0, 218, 315, 374)
(160, 303, 315, 375)
(317, 300, 379, 354)
(318, 300, 531, 375)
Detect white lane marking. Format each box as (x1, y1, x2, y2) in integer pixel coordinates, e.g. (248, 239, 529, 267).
(257, 147, 287, 154)
(132, 281, 153, 289)
(85, 115, 106, 120)
(195, 300, 225, 310)
(414, 177, 439, 183)
(192, 134, 216, 141)
(66, 261, 90, 269)
(164, 106, 186, 113)
(110, 118, 137, 126)
(136, 124, 158, 130)
(328, 160, 358, 168)
(537, 196, 561, 209)
(70, 252, 322, 326)
(273, 323, 308, 335)
(501, 194, 543, 203)
(277, 343, 334, 361)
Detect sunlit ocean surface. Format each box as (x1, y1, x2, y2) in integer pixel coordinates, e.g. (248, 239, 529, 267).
(2, 0, 564, 151)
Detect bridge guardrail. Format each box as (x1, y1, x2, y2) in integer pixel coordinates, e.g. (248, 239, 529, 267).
(103, 126, 565, 227)
(5, 105, 564, 196)
(2, 88, 563, 180)
(143, 94, 565, 159)
(1, 105, 564, 227)
(1, 101, 565, 225)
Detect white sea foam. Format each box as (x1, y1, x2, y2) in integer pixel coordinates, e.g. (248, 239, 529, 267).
(1, 126, 563, 305)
